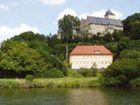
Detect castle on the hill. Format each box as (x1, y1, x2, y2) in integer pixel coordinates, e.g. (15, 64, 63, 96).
(80, 9, 123, 36)
(57, 9, 123, 39)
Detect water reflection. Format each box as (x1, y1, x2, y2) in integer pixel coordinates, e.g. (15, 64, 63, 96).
(68, 88, 109, 105)
(0, 88, 139, 105)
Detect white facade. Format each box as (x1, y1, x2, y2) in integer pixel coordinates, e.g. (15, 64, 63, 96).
(80, 22, 123, 36)
(105, 14, 115, 19)
(70, 55, 113, 69)
(88, 24, 123, 35)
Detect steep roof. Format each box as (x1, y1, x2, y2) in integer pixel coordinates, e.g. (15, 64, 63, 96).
(70, 45, 113, 55)
(87, 16, 123, 27)
(105, 9, 115, 16)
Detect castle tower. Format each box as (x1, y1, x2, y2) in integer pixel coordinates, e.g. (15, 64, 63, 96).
(104, 9, 115, 19)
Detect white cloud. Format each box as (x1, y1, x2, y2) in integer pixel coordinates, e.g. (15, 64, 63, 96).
(57, 8, 123, 21)
(80, 9, 123, 19)
(111, 9, 123, 19)
(0, 4, 9, 11)
(40, 0, 66, 5)
(54, 8, 77, 30)
(57, 8, 77, 20)
(0, 24, 40, 42)
(79, 9, 105, 19)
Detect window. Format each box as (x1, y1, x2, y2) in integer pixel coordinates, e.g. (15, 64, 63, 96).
(94, 50, 101, 54)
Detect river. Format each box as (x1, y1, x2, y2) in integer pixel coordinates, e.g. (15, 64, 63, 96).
(0, 88, 140, 105)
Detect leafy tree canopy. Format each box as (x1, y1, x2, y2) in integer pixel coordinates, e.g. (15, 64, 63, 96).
(0, 32, 66, 78)
(58, 15, 80, 42)
(123, 13, 140, 39)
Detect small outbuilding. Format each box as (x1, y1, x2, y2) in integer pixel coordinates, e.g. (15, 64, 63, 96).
(69, 45, 113, 69)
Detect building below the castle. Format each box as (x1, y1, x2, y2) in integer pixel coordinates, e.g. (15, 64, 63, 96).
(69, 45, 113, 69)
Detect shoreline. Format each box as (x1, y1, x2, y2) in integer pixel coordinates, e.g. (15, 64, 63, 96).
(0, 78, 139, 89)
(0, 78, 100, 88)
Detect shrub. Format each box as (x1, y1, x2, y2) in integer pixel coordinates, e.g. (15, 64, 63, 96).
(129, 77, 140, 87)
(104, 59, 139, 80)
(97, 73, 105, 85)
(103, 77, 121, 86)
(78, 68, 98, 77)
(25, 75, 34, 82)
(44, 69, 64, 78)
(67, 70, 82, 78)
(119, 50, 140, 59)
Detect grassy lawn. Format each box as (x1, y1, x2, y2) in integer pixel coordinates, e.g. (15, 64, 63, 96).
(0, 77, 100, 88)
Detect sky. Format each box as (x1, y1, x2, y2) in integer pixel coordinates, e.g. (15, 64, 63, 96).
(0, 0, 140, 42)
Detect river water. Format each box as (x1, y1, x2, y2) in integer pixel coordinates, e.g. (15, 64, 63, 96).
(0, 88, 140, 105)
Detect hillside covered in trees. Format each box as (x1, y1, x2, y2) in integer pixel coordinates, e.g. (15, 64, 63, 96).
(0, 32, 66, 78)
(0, 12, 140, 86)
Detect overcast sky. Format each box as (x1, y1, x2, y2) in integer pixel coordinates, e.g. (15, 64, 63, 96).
(0, 0, 140, 42)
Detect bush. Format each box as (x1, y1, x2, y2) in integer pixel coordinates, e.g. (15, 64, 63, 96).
(67, 70, 82, 78)
(25, 75, 34, 82)
(44, 69, 64, 78)
(104, 78, 119, 86)
(104, 59, 139, 79)
(104, 75, 129, 86)
(119, 50, 140, 59)
(130, 77, 140, 87)
(78, 68, 98, 77)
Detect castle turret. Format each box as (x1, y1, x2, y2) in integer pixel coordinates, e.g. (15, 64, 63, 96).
(104, 9, 115, 19)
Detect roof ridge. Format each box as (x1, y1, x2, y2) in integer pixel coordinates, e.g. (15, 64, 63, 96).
(88, 16, 120, 21)
(70, 45, 113, 55)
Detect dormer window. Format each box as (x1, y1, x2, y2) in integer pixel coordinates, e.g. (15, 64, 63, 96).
(94, 50, 101, 54)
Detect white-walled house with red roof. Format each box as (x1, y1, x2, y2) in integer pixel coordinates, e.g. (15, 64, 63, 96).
(69, 45, 113, 69)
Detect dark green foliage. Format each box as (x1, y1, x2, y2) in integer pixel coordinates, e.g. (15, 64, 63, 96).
(12, 31, 46, 42)
(104, 32, 113, 42)
(67, 70, 83, 78)
(103, 30, 124, 42)
(103, 59, 140, 86)
(58, 15, 80, 42)
(130, 77, 140, 87)
(123, 13, 140, 39)
(117, 41, 128, 52)
(78, 68, 98, 77)
(0, 32, 66, 78)
(25, 75, 34, 82)
(42, 69, 64, 78)
(102, 36, 140, 86)
(112, 30, 124, 41)
(119, 50, 140, 59)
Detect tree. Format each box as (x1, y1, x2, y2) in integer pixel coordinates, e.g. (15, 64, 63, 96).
(58, 15, 80, 42)
(112, 30, 124, 41)
(104, 32, 112, 42)
(123, 13, 140, 39)
(119, 50, 140, 59)
(0, 32, 67, 78)
(103, 59, 140, 86)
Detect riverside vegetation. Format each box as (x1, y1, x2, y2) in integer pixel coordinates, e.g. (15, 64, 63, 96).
(0, 12, 140, 88)
(0, 77, 100, 88)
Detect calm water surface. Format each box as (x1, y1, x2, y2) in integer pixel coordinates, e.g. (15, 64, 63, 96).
(0, 88, 140, 105)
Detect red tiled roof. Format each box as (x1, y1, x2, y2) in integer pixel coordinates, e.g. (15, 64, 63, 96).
(70, 45, 112, 55)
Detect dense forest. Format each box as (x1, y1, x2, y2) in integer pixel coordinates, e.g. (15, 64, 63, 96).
(0, 12, 140, 86)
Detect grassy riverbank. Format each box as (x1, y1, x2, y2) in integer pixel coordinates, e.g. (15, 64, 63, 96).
(0, 77, 100, 88)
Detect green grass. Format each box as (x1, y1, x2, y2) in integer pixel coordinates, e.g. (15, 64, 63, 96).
(0, 77, 100, 88)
